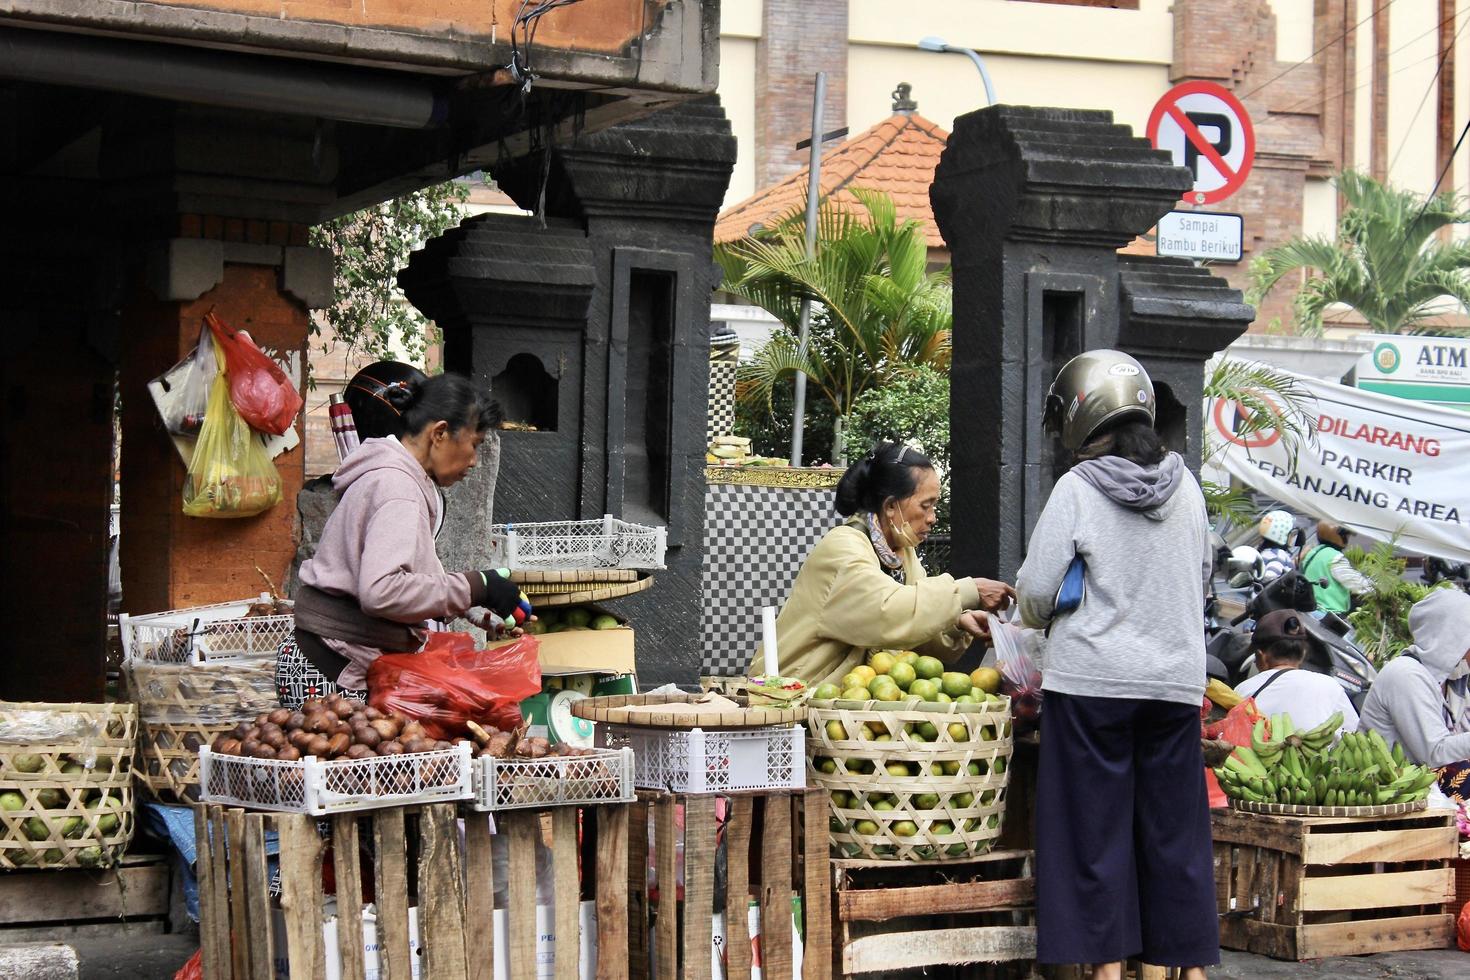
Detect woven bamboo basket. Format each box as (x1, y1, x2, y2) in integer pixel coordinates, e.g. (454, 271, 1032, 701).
(0, 701, 137, 782)
(806, 697, 1013, 861)
(135, 720, 235, 804)
(124, 657, 278, 725)
(0, 702, 137, 869)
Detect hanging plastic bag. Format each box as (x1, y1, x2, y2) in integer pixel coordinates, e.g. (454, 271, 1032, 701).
(205, 311, 303, 436)
(1219, 697, 1267, 749)
(988, 612, 1043, 736)
(182, 335, 282, 518)
(153, 324, 216, 437)
(367, 632, 543, 740)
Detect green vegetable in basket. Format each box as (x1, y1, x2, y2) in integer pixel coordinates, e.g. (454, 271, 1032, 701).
(23, 817, 49, 841)
(87, 796, 123, 835)
(12, 754, 44, 774)
(59, 815, 84, 839)
(36, 788, 61, 809)
(76, 846, 105, 868)
(0, 791, 23, 812)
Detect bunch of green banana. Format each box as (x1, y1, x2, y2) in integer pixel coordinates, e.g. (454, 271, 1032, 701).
(1214, 719, 1437, 807)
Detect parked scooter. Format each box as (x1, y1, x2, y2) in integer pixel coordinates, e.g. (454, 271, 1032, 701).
(1424, 556, 1470, 593)
(1204, 546, 1377, 711)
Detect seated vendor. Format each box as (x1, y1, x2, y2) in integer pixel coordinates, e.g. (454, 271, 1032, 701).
(750, 440, 1013, 687)
(1233, 610, 1357, 735)
(277, 372, 527, 707)
(1358, 589, 1470, 776)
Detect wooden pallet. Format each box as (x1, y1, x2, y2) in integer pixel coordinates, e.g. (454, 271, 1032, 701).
(629, 786, 831, 980)
(196, 789, 832, 980)
(194, 802, 629, 980)
(1212, 806, 1458, 960)
(832, 849, 1036, 977)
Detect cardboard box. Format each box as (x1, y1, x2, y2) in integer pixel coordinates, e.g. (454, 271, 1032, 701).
(493, 604, 636, 679)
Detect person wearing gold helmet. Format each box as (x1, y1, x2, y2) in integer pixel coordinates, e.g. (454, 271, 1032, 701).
(1299, 519, 1373, 614)
(1017, 350, 1216, 980)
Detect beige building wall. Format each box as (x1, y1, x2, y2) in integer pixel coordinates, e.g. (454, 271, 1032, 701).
(718, 0, 1470, 319)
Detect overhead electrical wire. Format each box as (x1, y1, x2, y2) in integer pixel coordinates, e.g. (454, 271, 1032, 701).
(1277, 16, 1460, 118)
(1238, 0, 1394, 102)
(1388, 13, 1469, 173)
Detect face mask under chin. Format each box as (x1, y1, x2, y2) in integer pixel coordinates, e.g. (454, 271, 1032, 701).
(887, 513, 922, 550)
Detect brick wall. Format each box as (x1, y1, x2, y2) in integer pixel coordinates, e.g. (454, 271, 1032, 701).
(755, 0, 848, 187)
(119, 261, 309, 612)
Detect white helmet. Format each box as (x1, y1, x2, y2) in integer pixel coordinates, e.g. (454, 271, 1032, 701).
(1226, 545, 1264, 588)
(1258, 510, 1294, 547)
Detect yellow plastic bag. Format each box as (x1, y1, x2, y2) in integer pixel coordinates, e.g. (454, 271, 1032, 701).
(182, 335, 282, 518)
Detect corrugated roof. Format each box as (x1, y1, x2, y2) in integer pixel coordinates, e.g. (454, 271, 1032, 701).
(715, 110, 952, 248)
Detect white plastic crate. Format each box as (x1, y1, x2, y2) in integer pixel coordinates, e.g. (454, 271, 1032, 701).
(487, 515, 666, 571)
(469, 746, 634, 812)
(599, 724, 805, 794)
(120, 595, 294, 664)
(198, 742, 473, 815)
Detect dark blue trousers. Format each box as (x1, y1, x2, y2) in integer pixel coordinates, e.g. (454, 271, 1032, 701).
(1035, 692, 1219, 966)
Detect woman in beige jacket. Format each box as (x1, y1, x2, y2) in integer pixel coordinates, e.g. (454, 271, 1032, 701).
(751, 441, 1014, 687)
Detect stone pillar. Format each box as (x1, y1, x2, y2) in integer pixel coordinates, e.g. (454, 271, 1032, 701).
(107, 105, 335, 615)
(403, 100, 736, 688)
(931, 106, 1252, 583)
(118, 249, 323, 613)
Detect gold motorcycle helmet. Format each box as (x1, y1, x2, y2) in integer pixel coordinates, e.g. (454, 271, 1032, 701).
(1042, 349, 1157, 451)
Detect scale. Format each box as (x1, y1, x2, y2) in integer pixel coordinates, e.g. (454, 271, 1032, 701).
(548, 690, 595, 747)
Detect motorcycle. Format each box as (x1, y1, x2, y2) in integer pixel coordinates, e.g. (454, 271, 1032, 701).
(1424, 556, 1470, 593)
(1204, 546, 1377, 711)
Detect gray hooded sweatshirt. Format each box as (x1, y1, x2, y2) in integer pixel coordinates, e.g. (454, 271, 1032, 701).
(1357, 589, 1470, 767)
(1016, 452, 1212, 706)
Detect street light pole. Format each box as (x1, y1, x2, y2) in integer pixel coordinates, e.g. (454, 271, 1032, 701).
(790, 71, 826, 467)
(917, 36, 996, 106)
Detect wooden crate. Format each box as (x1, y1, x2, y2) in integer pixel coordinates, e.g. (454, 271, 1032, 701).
(628, 786, 832, 980)
(0, 851, 171, 939)
(1212, 806, 1458, 960)
(832, 848, 1036, 977)
(195, 801, 630, 980)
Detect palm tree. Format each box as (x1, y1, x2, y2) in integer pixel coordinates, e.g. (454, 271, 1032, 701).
(716, 189, 952, 462)
(1201, 357, 1317, 524)
(1249, 170, 1470, 336)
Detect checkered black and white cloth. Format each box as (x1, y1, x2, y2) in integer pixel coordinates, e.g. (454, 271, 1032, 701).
(700, 482, 837, 677)
(707, 330, 740, 447)
(274, 636, 367, 709)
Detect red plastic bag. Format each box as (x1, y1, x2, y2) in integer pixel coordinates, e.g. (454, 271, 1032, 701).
(367, 632, 542, 740)
(174, 949, 202, 980)
(206, 311, 303, 435)
(1220, 698, 1267, 748)
(988, 613, 1043, 736)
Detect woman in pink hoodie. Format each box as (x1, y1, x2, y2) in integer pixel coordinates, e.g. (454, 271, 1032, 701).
(277, 373, 525, 707)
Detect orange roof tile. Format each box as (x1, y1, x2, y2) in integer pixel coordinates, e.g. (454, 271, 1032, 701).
(716, 111, 952, 249)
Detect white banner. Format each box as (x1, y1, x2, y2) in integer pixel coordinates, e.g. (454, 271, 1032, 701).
(1208, 366, 1470, 561)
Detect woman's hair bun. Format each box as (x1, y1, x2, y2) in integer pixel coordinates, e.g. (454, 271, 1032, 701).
(383, 381, 417, 410)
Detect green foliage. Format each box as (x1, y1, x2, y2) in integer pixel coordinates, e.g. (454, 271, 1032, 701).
(718, 189, 952, 460)
(845, 366, 952, 533)
(733, 351, 839, 464)
(1201, 357, 1318, 521)
(1345, 538, 1456, 667)
(1249, 171, 1470, 337)
(309, 180, 469, 367)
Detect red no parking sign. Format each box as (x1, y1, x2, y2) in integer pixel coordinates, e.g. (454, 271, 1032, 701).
(1147, 81, 1255, 205)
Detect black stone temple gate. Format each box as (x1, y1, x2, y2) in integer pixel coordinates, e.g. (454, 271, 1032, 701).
(931, 106, 1254, 583)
